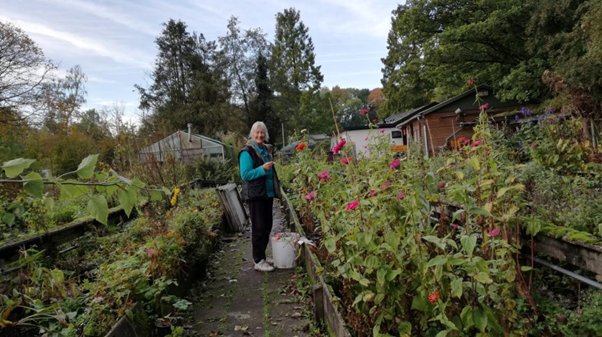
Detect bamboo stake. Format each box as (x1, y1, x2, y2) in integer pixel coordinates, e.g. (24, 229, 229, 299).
(329, 97, 341, 139)
(451, 118, 458, 151)
(424, 117, 436, 157)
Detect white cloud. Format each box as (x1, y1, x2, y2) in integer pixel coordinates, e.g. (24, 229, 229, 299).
(317, 0, 393, 38)
(0, 16, 151, 68)
(40, 0, 158, 36)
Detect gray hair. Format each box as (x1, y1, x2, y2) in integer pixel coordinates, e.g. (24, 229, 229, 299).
(249, 121, 269, 141)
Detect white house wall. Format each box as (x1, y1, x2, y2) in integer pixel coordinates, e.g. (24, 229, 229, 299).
(342, 128, 404, 157)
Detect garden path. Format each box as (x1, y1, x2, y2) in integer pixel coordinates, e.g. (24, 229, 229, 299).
(188, 201, 312, 337)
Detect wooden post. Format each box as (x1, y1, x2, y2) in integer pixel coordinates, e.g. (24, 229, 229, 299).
(329, 97, 341, 139)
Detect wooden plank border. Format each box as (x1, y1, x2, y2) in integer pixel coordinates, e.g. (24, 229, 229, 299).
(280, 190, 351, 337)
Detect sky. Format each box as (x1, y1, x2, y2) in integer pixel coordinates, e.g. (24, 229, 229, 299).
(2, 0, 398, 125)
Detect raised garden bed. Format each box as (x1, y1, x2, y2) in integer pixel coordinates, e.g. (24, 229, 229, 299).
(280, 190, 351, 337)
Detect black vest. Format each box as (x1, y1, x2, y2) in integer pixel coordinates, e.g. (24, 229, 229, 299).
(238, 145, 281, 201)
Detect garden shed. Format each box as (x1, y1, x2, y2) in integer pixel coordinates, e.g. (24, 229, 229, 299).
(139, 127, 229, 163)
(395, 85, 528, 156)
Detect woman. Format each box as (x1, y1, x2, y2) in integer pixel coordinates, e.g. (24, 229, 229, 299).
(239, 121, 281, 272)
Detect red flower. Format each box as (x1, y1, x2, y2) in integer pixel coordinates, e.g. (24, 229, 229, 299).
(372, 119, 377, 123)
(452, 224, 459, 230)
(428, 292, 440, 304)
(318, 169, 330, 178)
(379, 129, 385, 134)
(360, 107, 370, 115)
(482, 103, 489, 110)
(471, 140, 481, 147)
(341, 157, 353, 164)
(467, 79, 475, 85)
(438, 182, 446, 189)
(346, 201, 359, 210)
(296, 142, 307, 151)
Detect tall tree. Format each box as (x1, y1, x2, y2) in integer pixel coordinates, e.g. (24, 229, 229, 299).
(136, 20, 235, 135)
(381, 0, 538, 115)
(0, 21, 56, 124)
(271, 8, 324, 134)
(251, 53, 281, 144)
(219, 16, 269, 128)
(41, 65, 87, 130)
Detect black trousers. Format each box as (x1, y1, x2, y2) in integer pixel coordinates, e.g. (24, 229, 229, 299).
(247, 198, 273, 263)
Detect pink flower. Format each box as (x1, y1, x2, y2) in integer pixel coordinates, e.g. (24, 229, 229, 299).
(319, 176, 331, 183)
(482, 103, 489, 110)
(318, 170, 330, 179)
(389, 158, 400, 169)
(360, 107, 370, 115)
(364, 137, 368, 141)
(438, 182, 446, 189)
(396, 192, 405, 200)
(346, 201, 359, 210)
(380, 182, 391, 189)
(305, 191, 316, 200)
(463, 139, 470, 145)
(457, 136, 466, 143)
(379, 129, 385, 134)
(368, 190, 377, 197)
(452, 224, 459, 230)
(341, 157, 353, 164)
(333, 139, 347, 154)
(467, 79, 475, 85)
(531, 142, 538, 149)
(471, 140, 481, 147)
(488, 228, 500, 237)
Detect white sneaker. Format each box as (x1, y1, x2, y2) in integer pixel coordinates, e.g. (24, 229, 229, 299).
(266, 257, 274, 265)
(254, 259, 274, 272)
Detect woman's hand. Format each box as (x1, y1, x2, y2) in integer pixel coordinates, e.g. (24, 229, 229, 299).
(262, 161, 274, 171)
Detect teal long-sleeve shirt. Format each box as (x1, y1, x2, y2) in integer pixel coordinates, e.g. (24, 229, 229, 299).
(239, 141, 275, 198)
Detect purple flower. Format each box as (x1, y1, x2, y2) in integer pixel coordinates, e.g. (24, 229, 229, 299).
(489, 228, 501, 237)
(515, 115, 519, 121)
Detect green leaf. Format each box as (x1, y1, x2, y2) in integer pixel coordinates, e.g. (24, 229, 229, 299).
(118, 188, 136, 217)
(324, 237, 337, 253)
(411, 293, 429, 312)
(497, 187, 509, 198)
(484, 306, 503, 334)
(520, 266, 533, 272)
(359, 278, 370, 287)
(87, 194, 108, 225)
(435, 331, 448, 337)
(125, 309, 134, 321)
(386, 269, 402, 282)
(2, 213, 15, 226)
(44, 197, 55, 214)
(451, 277, 463, 298)
(348, 270, 362, 281)
(131, 178, 146, 189)
(468, 207, 492, 217)
(60, 183, 88, 200)
(427, 255, 448, 268)
(460, 306, 474, 329)
(385, 231, 400, 250)
(398, 322, 411, 336)
(75, 154, 99, 179)
(475, 272, 493, 284)
(473, 307, 487, 332)
(149, 189, 163, 201)
(2, 158, 36, 178)
(469, 157, 480, 170)
(22, 172, 43, 198)
(461, 235, 477, 257)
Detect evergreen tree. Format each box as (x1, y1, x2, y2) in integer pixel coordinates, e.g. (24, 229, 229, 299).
(136, 20, 236, 136)
(251, 53, 280, 144)
(270, 8, 324, 134)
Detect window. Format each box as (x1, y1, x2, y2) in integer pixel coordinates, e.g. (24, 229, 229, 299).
(391, 130, 402, 139)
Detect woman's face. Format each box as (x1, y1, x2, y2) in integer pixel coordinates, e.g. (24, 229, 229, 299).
(252, 126, 267, 145)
